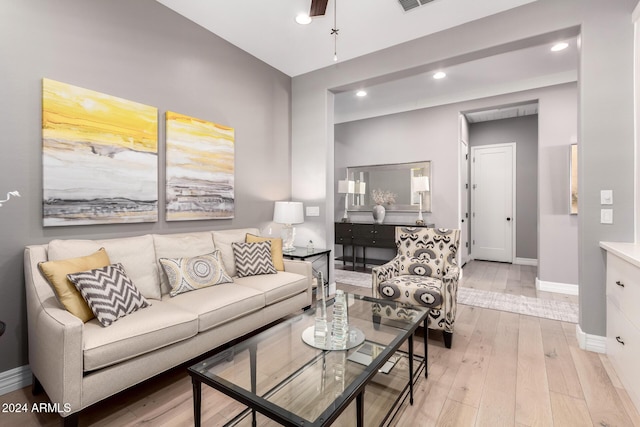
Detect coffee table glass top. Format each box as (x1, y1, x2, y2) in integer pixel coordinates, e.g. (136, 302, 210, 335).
(188, 293, 429, 426)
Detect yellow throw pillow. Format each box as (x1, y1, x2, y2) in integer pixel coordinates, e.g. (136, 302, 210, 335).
(38, 248, 111, 322)
(245, 233, 284, 271)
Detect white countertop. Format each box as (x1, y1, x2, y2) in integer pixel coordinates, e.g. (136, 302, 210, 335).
(600, 241, 640, 268)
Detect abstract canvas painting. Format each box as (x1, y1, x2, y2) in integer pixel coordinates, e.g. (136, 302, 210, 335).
(42, 79, 158, 226)
(165, 111, 234, 221)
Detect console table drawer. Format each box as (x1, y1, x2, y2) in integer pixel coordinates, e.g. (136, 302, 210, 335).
(606, 253, 640, 330)
(335, 223, 353, 244)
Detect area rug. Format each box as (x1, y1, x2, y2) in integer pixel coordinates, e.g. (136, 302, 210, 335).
(334, 269, 578, 323)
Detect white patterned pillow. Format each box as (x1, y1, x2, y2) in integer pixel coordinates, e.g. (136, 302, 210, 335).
(159, 250, 233, 297)
(232, 241, 277, 278)
(67, 263, 150, 327)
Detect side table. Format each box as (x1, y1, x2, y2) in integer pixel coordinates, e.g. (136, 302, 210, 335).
(282, 247, 331, 292)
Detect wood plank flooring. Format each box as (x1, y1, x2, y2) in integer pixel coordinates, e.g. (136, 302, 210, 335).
(2, 261, 638, 426)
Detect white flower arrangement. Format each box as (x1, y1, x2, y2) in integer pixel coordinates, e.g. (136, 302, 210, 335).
(371, 189, 396, 206)
(0, 191, 20, 207)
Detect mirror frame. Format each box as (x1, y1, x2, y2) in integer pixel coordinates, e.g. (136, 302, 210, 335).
(346, 161, 431, 213)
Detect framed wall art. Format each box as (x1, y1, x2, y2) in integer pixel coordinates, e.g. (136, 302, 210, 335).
(42, 78, 158, 226)
(165, 111, 235, 221)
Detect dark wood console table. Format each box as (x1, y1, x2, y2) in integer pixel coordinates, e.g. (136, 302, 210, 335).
(335, 222, 434, 270)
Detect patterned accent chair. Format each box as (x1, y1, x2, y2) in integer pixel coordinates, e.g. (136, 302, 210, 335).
(372, 227, 461, 349)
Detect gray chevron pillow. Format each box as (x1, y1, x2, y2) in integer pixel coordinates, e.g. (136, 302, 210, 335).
(67, 263, 150, 327)
(232, 241, 277, 278)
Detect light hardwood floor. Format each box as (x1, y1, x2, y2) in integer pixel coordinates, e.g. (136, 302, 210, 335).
(2, 261, 638, 426)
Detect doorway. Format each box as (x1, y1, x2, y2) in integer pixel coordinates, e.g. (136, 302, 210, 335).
(470, 143, 516, 263)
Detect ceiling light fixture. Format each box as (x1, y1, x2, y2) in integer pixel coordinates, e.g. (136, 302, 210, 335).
(295, 13, 312, 25)
(433, 71, 446, 79)
(551, 42, 569, 52)
(356, 90, 367, 97)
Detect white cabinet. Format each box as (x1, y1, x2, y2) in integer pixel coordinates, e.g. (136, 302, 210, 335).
(601, 241, 640, 412)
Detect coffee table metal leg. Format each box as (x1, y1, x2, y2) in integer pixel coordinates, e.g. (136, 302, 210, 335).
(250, 343, 257, 426)
(408, 334, 414, 405)
(424, 318, 428, 378)
(356, 391, 364, 427)
(191, 377, 202, 427)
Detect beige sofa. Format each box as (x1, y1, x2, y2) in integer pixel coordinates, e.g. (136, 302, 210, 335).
(23, 228, 312, 425)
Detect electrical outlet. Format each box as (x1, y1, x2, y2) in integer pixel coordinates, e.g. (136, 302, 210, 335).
(601, 209, 613, 224)
(306, 206, 320, 217)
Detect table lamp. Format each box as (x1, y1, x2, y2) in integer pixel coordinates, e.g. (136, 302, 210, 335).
(412, 176, 429, 225)
(338, 180, 355, 223)
(273, 201, 304, 252)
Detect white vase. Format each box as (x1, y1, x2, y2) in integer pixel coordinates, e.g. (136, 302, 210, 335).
(372, 204, 385, 224)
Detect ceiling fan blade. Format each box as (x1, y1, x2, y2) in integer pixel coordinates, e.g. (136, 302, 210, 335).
(310, 0, 329, 16)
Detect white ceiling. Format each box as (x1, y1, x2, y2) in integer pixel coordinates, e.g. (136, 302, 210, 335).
(156, 0, 577, 124)
(334, 38, 577, 123)
(155, 0, 538, 77)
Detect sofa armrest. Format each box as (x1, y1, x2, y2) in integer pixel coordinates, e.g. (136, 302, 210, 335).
(24, 246, 84, 415)
(371, 259, 399, 298)
(283, 259, 313, 306)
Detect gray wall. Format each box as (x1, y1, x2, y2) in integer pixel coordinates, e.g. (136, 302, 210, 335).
(334, 107, 459, 229)
(333, 84, 577, 282)
(0, 0, 292, 373)
(293, 0, 636, 339)
(469, 115, 539, 260)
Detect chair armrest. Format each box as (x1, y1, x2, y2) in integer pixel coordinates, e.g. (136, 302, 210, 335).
(442, 265, 461, 330)
(371, 259, 399, 298)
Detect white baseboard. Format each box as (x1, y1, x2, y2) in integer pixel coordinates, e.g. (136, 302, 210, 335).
(514, 257, 538, 266)
(576, 324, 606, 354)
(0, 365, 32, 396)
(535, 277, 579, 296)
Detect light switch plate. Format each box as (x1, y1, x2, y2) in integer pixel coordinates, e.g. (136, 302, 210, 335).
(601, 190, 613, 205)
(306, 206, 320, 217)
(601, 209, 613, 224)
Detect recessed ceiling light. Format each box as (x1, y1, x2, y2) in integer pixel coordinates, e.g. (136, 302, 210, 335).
(295, 13, 312, 25)
(551, 42, 569, 52)
(356, 90, 367, 97)
(433, 71, 446, 79)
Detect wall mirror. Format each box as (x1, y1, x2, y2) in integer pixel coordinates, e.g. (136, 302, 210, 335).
(345, 161, 431, 212)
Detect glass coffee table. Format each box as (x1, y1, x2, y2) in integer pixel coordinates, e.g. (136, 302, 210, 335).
(188, 293, 429, 427)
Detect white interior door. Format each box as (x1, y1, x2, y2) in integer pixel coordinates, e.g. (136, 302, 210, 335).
(460, 140, 470, 266)
(471, 143, 515, 262)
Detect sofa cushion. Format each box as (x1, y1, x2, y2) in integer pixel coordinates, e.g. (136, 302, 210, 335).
(48, 235, 161, 300)
(245, 233, 284, 271)
(233, 271, 308, 306)
(212, 228, 260, 277)
(83, 300, 198, 372)
(165, 282, 264, 332)
(232, 241, 277, 278)
(159, 250, 233, 297)
(68, 263, 151, 327)
(153, 232, 216, 295)
(38, 248, 111, 322)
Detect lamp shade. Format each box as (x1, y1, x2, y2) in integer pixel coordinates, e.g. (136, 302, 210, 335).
(412, 176, 430, 192)
(273, 201, 304, 225)
(356, 182, 366, 195)
(338, 180, 355, 194)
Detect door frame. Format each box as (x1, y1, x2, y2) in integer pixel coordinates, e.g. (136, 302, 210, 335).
(470, 142, 517, 263)
(459, 139, 470, 266)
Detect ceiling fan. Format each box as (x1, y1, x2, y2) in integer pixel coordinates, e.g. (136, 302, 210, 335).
(309, 0, 329, 17)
